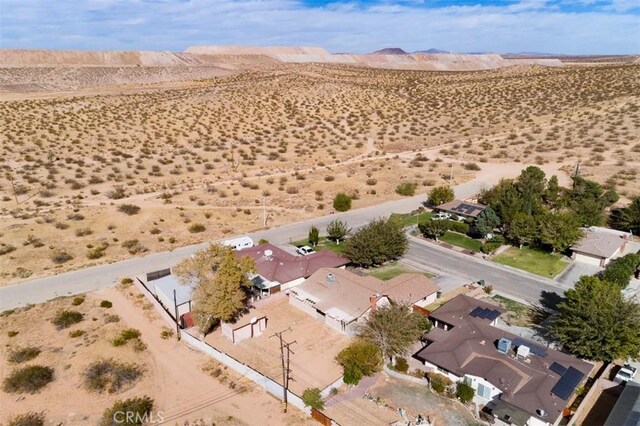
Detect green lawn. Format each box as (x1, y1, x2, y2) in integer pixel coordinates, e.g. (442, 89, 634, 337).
(367, 262, 435, 281)
(439, 231, 483, 252)
(389, 212, 432, 228)
(492, 246, 567, 278)
(290, 236, 346, 254)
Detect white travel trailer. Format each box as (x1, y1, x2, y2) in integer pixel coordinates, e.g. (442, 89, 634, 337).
(223, 236, 254, 251)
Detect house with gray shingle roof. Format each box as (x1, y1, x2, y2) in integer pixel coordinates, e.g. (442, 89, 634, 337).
(571, 226, 630, 267)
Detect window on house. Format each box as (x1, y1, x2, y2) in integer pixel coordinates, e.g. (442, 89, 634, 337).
(476, 383, 491, 399)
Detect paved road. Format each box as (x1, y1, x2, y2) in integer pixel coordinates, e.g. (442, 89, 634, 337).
(0, 165, 559, 311)
(404, 237, 571, 305)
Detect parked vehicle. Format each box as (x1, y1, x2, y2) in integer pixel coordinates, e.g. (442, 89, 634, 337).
(432, 212, 451, 221)
(222, 236, 254, 251)
(296, 245, 316, 256)
(613, 364, 637, 384)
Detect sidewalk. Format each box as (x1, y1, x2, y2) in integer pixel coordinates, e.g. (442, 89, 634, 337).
(325, 373, 379, 407)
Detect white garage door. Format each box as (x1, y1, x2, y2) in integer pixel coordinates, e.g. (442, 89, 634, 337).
(574, 253, 603, 266)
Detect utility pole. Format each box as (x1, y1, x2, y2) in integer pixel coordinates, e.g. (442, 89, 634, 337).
(263, 195, 267, 228)
(449, 160, 454, 186)
(270, 328, 296, 413)
(573, 161, 581, 189)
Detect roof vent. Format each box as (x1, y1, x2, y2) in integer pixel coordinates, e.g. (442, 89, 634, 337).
(517, 345, 530, 359)
(264, 249, 273, 257)
(498, 337, 512, 354)
(326, 273, 335, 284)
(536, 409, 547, 417)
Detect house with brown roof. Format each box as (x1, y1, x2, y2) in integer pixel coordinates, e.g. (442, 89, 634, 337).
(236, 243, 349, 296)
(289, 268, 440, 335)
(435, 199, 486, 219)
(571, 226, 630, 267)
(415, 295, 593, 426)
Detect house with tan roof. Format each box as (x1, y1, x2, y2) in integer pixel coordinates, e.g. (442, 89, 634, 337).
(415, 295, 593, 426)
(571, 226, 630, 267)
(289, 268, 440, 335)
(236, 243, 349, 296)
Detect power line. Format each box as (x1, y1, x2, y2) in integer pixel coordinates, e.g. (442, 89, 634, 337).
(270, 327, 296, 413)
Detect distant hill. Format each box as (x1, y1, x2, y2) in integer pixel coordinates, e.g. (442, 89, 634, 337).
(370, 48, 407, 55)
(414, 48, 450, 54)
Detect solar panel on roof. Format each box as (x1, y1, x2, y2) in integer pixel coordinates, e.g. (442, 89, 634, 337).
(484, 309, 501, 321)
(469, 307, 484, 317)
(551, 367, 585, 400)
(549, 362, 567, 376)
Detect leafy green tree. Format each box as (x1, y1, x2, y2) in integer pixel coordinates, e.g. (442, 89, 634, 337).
(568, 176, 619, 226)
(174, 244, 255, 333)
(544, 175, 563, 209)
(427, 186, 454, 206)
(333, 193, 352, 212)
(516, 166, 547, 216)
(475, 206, 501, 237)
(358, 301, 430, 361)
(308, 226, 319, 247)
(302, 387, 325, 410)
(335, 340, 382, 385)
(507, 213, 538, 248)
(343, 218, 408, 267)
(550, 276, 640, 361)
(537, 211, 583, 252)
(326, 219, 350, 244)
(480, 179, 522, 230)
(600, 254, 640, 288)
(456, 382, 475, 404)
(418, 220, 449, 241)
(610, 196, 640, 234)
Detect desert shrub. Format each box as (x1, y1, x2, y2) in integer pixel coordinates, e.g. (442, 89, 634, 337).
(8, 331, 19, 337)
(75, 227, 93, 237)
(100, 300, 113, 309)
(2, 365, 54, 393)
(52, 310, 84, 329)
(112, 328, 141, 347)
(69, 330, 85, 338)
(121, 240, 147, 255)
(0, 244, 16, 256)
(426, 372, 452, 395)
(456, 381, 475, 403)
(160, 327, 174, 340)
(72, 296, 85, 306)
(86, 243, 108, 259)
(118, 204, 140, 215)
(105, 314, 121, 324)
(302, 387, 325, 410)
(333, 193, 352, 212)
(51, 249, 73, 264)
(8, 411, 46, 426)
(463, 162, 481, 171)
(107, 186, 127, 200)
(188, 223, 206, 233)
(100, 396, 154, 426)
(395, 182, 418, 196)
(120, 277, 133, 287)
(393, 357, 409, 373)
(7, 346, 41, 364)
(84, 358, 143, 393)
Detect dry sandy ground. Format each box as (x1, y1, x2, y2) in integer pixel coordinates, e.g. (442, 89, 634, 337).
(1, 62, 638, 286)
(0, 286, 315, 426)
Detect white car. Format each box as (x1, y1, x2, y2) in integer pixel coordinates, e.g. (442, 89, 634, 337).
(296, 246, 316, 256)
(613, 364, 637, 384)
(432, 212, 451, 221)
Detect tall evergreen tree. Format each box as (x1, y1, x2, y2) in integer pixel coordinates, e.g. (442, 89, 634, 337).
(609, 196, 640, 234)
(516, 166, 547, 216)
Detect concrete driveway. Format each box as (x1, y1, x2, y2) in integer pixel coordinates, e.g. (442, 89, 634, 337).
(556, 261, 602, 285)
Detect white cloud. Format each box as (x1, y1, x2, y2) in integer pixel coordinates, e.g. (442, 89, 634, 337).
(0, 0, 638, 54)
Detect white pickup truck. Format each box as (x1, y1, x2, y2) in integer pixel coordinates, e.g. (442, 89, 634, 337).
(613, 364, 638, 384)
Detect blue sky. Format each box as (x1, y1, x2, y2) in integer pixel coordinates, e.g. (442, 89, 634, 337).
(1, 0, 638, 54)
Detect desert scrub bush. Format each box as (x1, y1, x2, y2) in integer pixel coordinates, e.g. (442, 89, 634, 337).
(100, 396, 154, 426)
(188, 223, 206, 233)
(112, 328, 142, 347)
(83, 358, 144, 393)
(333, 193, 352, 212)
(54, 221, 69, 230)
(2, 365, 54, 393)
(8, 331, 19, 337)
(302, 387, 325, 410)
(100, 300, 113, 309)
(72, 296, 86, 306)
(463, 162, 481, 171)
(7, 346, 41, 364)
(51, 249, 73, 264)
(120, 277, 133, 287)
(395, 182, 418, 196)
(105, 314, 121, 324)
(8, 411, 46, 426)
(52, 310, 84, 329)
(75, 227, 93, 237)
(69, 330, 85, 338)
(0, 244, 16, 256)
(121, 240, 147, 255)
(393, 357, 409, 373)
(118, 204, 141, 215)
(426, 372, 452, 395)
(107, 186, 127, 200)
(86, 242, 108, 259)
(160, 327, 174, 340)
